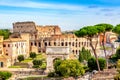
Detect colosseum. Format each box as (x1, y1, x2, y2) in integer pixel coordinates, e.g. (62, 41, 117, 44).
(11, 21, 100, 57)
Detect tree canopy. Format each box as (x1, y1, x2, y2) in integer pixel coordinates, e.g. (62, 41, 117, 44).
(75, 25, 101, 71)
(54, 59, 85, 77)
(17, 55, 24, 62)
(79, 47, 91, 62)
(95, 23, 113, 32)
(75, 26, 98, 37)
(0, 29, 11, 39)
(113, 24, 120, 35)
(0, 71, 12, 79)
(30, 52, 37, 59)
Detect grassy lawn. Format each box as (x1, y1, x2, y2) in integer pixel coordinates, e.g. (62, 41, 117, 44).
(36, 53, 46, 59)
(8, 66, 21, 68)
(22, 53, 46, 63)
(21, 58, 33, 63)
(12, 53, 47, 68)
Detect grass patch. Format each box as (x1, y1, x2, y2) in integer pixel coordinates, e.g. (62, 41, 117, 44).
(21, 53, 46, 63)
(8, 66, 21, 68)
(36, 53, 46, 60)
(21, 58, 33, 63)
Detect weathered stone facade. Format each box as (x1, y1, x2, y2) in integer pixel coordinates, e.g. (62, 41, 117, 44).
(46, 46, 70, 71)
(36, 25, 61, 38)
(30, 34, 100, 57)
(13, 21, 37, 33)
(12, 21, 100, 57)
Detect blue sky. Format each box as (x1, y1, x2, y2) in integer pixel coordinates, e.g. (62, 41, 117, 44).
(1, 0, 120, 31)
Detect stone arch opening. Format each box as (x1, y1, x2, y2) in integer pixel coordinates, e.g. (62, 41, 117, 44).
(53, 58, 61, 64)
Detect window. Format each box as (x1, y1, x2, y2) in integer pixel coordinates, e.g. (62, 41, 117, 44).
(72, 42, 74, 46)
(3, 44, 6, 47)
(15, 44, 16, 47)
(54, 42, 56, 46)
(39, 42, 41, 47)
(72, 50, 74, 53)
(0, 62, 3, 67)
(8, 44, 10, 47)
(6, 53, 8, 56)
(82, 42, 84, 45)
(69, 42, 71, 46)
(49, 42, 51, 46)
(79, 42, 81, 47)
(45, 42, 47, 46)
(35, 42, 37, 46)
(31, 42, 33, 46)
(65, 42, 67, 46)
(76, 50, 78, 55)
(76, 43, 77, 47)
(61, 42, 64, 46)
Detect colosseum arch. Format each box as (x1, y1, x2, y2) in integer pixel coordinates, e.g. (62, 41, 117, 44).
(46, 46, 71, 72)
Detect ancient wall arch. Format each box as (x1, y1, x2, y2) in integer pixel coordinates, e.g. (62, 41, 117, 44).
(46, 46, 70, 72)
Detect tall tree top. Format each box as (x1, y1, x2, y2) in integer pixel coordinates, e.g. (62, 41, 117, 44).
(113, 24, 120, 35)
(95, 23, 113, 32)
(75, 26, 98, 38)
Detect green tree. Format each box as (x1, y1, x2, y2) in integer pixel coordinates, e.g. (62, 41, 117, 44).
(113, 24, 120, 35)
(79, 47, 91, 62)
(30, 52, 37, 59)
(115, 47, 120, 59)
(54, 60, 85, 77)
(0, 29, 11, 39)
(88, 57, 106, 71)
(32, 59, 42, 68)
(17, 55, 24, 62)
(95, 23, 113, 69)
(114, 59, 120, 80)
(0, 71, 12, 79)
(33, 59, 42, 65)
(75, 26, 103, 71)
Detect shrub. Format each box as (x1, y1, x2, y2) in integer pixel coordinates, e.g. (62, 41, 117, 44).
(40, 63, 46, 70)
(17, 55, 24, 62)
(32, 65, 39, 68)
(88, 57, 97, 71)
(30, 52, 36, 59)
(99, 58, 106, 70)
(88, 57, 106, 71)
(79, 47, 91, 62)
(54, 60, 85, 77)
(116, 48, 120, 59)
(0, 71, 12, 79)
(48, 72, 56, 77)
(32, 59, 42, 66)
(114, 74, 120, 80)
(32, 59, 42, 68)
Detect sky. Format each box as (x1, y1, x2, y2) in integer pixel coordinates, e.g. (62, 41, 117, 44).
(1, 0, 120, 31)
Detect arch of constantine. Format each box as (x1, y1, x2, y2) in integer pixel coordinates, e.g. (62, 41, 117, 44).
(46, 46, 71, 72)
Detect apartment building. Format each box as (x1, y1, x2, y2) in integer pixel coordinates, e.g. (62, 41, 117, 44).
(3, 38, 27, 65)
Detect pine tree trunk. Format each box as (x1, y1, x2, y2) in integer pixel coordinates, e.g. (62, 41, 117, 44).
(102, 33, 108, 69)
(89, 38, 101, 71)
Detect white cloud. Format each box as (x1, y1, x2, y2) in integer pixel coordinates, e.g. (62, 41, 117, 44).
(0, 0, 84, 11)
(1, 0, 120, 30)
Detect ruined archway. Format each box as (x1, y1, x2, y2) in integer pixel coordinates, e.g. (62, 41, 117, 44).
(46, 46, 71, 72)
